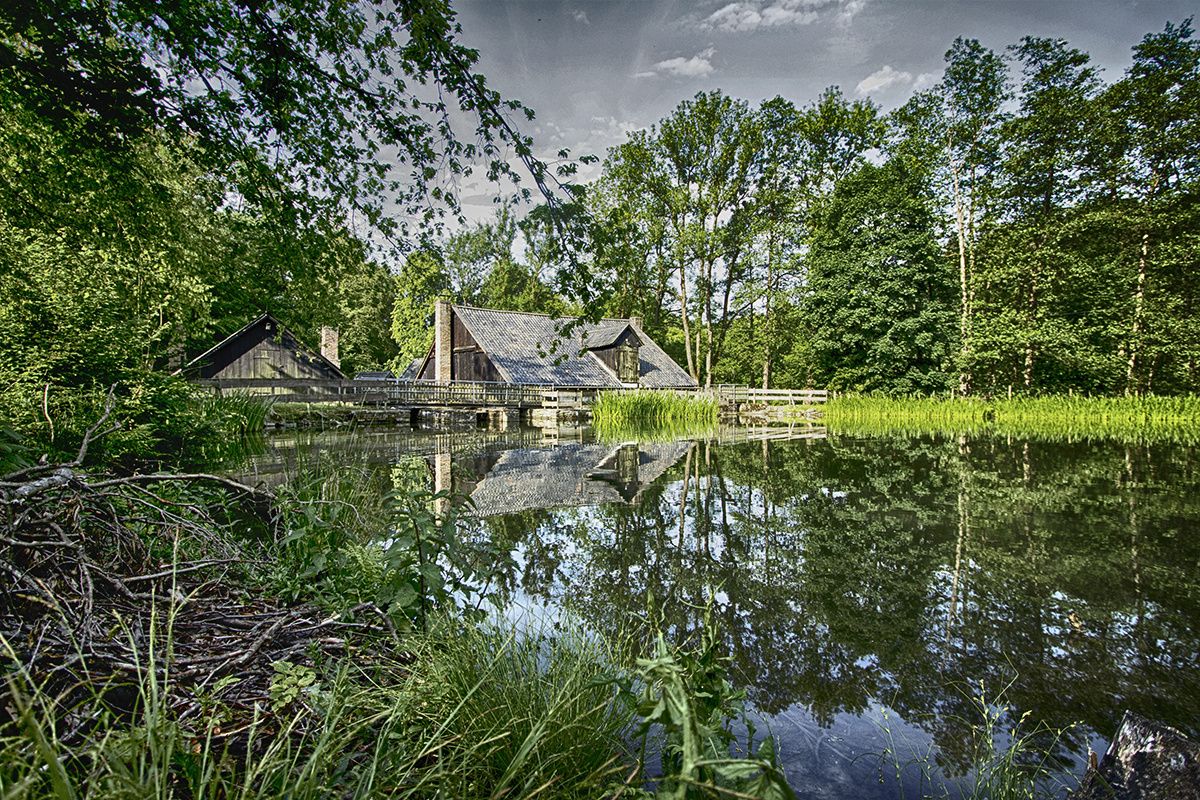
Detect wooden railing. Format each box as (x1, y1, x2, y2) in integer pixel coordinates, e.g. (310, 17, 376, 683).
(193, 378, 550, 407)
(711, 385, 828, 405)
(193, 378, 829, 408)
(716, 424, 827, 444)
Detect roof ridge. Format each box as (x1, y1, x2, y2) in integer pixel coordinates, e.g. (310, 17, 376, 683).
(452, 304, 628, 325)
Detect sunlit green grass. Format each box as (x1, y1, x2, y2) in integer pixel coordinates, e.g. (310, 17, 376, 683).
(592, 390, 718, 433)
(0, 613, 634, 800)
(825, 394, 1200, 444)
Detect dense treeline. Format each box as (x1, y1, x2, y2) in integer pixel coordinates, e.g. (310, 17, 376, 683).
(2, 4, 1197, 461)
(548, 19, 1198, 394)
(393, 19, 1199, 397)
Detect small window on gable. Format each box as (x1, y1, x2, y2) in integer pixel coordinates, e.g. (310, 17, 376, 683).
(616, 343, 639, 384)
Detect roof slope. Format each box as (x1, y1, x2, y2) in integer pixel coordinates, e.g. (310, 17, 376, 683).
(181, 313, 345, 380)
(453, 305, 695, 388)
(466, 440, 695, 517)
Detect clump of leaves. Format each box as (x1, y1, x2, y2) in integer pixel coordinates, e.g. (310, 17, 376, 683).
(269, 661, 320, 713)
(599, 593, 796, 800)
(0, 425, 30, 473)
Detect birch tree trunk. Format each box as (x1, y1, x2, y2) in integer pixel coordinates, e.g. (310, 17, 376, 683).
(1126, 232, 1149, 395)
(951, 154, 972, 396)
(678, 257, 696, 382)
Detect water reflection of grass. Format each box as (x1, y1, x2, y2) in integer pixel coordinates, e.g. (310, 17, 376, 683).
(825, 395, 1200, 444)
(592, 418, 719, 444)
(872, 685, 1079, 800)
(593, 390, 719, 432)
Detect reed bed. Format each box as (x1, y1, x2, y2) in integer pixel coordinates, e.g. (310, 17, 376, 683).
(198, 390, 276, 435)
(592, 389, 718, 432)
(825, 394, 1200, 444)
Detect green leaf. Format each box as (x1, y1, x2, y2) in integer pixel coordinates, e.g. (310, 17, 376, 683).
(394, 582, 419, 608)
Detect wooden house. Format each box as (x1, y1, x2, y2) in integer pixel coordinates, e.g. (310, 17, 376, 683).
(414, 301, 696, 389)
(439, 440, 696, 517)
(182, 313, 345, 383)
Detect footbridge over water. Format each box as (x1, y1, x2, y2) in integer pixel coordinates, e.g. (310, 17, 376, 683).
(195, 378, 828, 409)
(194, 378, 616, 410)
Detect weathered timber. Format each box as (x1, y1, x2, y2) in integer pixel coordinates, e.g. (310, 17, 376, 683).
(714, 385, 829, 405)
(194, 378, 548, 408)
(182, 313, 344, 382)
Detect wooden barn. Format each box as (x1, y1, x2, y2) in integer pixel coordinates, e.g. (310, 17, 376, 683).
(181, 313, 345, 385)
(413, 301, 696, 389)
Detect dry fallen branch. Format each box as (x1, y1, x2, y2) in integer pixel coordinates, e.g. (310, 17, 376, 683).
(0, 460, 405, 761)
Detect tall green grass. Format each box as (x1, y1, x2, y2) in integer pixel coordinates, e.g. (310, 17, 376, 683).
(0, 612, 619, 800)
(0, 611, 636, 800)
(395, 615, 636, 798)
(873, 682, 1078, 800)
(592, 390, 718, 432)
(825, 394, 1200, 444)
(198, 390, 276, 435)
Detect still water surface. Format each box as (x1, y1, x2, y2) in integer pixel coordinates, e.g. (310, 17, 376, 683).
(245, 424, 1200, 798)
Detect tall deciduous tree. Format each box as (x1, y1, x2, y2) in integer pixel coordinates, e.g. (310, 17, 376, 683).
(997, 37, 1102, 388)
(1002, 37, 1102, 221)
(750, 90, 883, 389)
(804, 161, 958, 394)
(391, 251, 448, 369)
(441, 204, 518, 305)
(612, 91, 761, 386)
(890, 39, 1009, 395)
(336, 257, 401, 375)
(1101, 19, 1200, 392)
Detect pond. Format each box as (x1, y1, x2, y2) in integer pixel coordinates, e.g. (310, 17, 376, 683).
(240, 423, 1200, 798)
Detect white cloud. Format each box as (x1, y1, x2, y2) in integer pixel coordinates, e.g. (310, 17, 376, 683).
(697, 0, 862, 33)
(912, 72, 939, 93)
(836, 0, 866, 25)
(856, 65, 912, 94)
(653, 47, 716, 77)
(589, 116, 642, 144)
(571, 9, 589, 25)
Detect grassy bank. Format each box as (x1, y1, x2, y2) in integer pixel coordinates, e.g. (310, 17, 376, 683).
(824, 394, 1200, 443)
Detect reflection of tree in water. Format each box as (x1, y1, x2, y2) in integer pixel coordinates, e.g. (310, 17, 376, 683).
(480, 432, 1200, 773)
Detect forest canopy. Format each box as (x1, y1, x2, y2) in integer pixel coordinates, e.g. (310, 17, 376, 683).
(558, 19, 1199, 395)
(0, 0, 557, 461)
(1, 3, 1197, 464)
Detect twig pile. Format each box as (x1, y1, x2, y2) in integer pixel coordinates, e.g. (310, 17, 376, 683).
(0, 402, 403, 759)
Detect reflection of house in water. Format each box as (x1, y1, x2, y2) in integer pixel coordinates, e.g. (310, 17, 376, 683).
(437, 441, 695, 517)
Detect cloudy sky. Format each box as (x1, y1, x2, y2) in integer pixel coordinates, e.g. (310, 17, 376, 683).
(446, 0, 1194, 217)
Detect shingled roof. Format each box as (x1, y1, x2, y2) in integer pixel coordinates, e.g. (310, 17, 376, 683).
(452, 305, 695, 388)
(465, 440, 696, 517)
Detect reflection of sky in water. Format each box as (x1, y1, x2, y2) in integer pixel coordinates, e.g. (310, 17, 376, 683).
(261, 427, 1200, 797)
(490, 569, 953, 799)
(458, 432, 1200, 798)
(492, 502, 955, 799)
